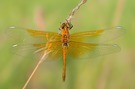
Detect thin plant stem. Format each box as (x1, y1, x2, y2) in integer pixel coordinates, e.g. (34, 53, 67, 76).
(22, 50, 51, 89)
(66, 0, 87, 22)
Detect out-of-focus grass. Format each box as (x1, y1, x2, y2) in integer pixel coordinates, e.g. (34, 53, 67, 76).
(0, 0, 135, 89)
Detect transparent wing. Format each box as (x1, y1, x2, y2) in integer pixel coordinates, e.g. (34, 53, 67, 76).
(6, 26, 61, 44)
(10, 41, 63, 61)
(70, 26, 124, 43)
(6, 26, 61, 57)
(33, 41, 63, 61)
(67, 41, 121, 59)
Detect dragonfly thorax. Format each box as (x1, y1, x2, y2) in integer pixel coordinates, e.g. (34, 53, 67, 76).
(60, 22, 72, 46)
(61, 32, 70, 46)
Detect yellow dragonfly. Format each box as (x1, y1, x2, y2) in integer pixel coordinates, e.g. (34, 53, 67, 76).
(7, 21, 124, 81)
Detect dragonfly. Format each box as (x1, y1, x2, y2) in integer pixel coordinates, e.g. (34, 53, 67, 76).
(7, 20, 124, 81)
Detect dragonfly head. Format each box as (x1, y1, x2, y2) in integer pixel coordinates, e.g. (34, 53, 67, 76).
(59, 21, 73, 31)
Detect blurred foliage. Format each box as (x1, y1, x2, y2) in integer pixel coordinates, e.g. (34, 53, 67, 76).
(0, 0, 135, 89)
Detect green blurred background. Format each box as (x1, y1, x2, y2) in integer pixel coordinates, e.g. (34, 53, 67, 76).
(0, 0, 135, 89)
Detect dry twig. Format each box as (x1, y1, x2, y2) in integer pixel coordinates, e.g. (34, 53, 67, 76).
(66, 0, 87, 22)
(22, 50, 51, 89)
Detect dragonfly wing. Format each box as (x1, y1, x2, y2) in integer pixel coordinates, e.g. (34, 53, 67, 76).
(11, 40, 63, 61)
(6, 26, 61, 44)
(70, 26, 124, 43)
(6, 26, 61, 57)
(27, 28, 61, 42)
(33, 41, 63, 61)
(68, 41, 121, 60)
